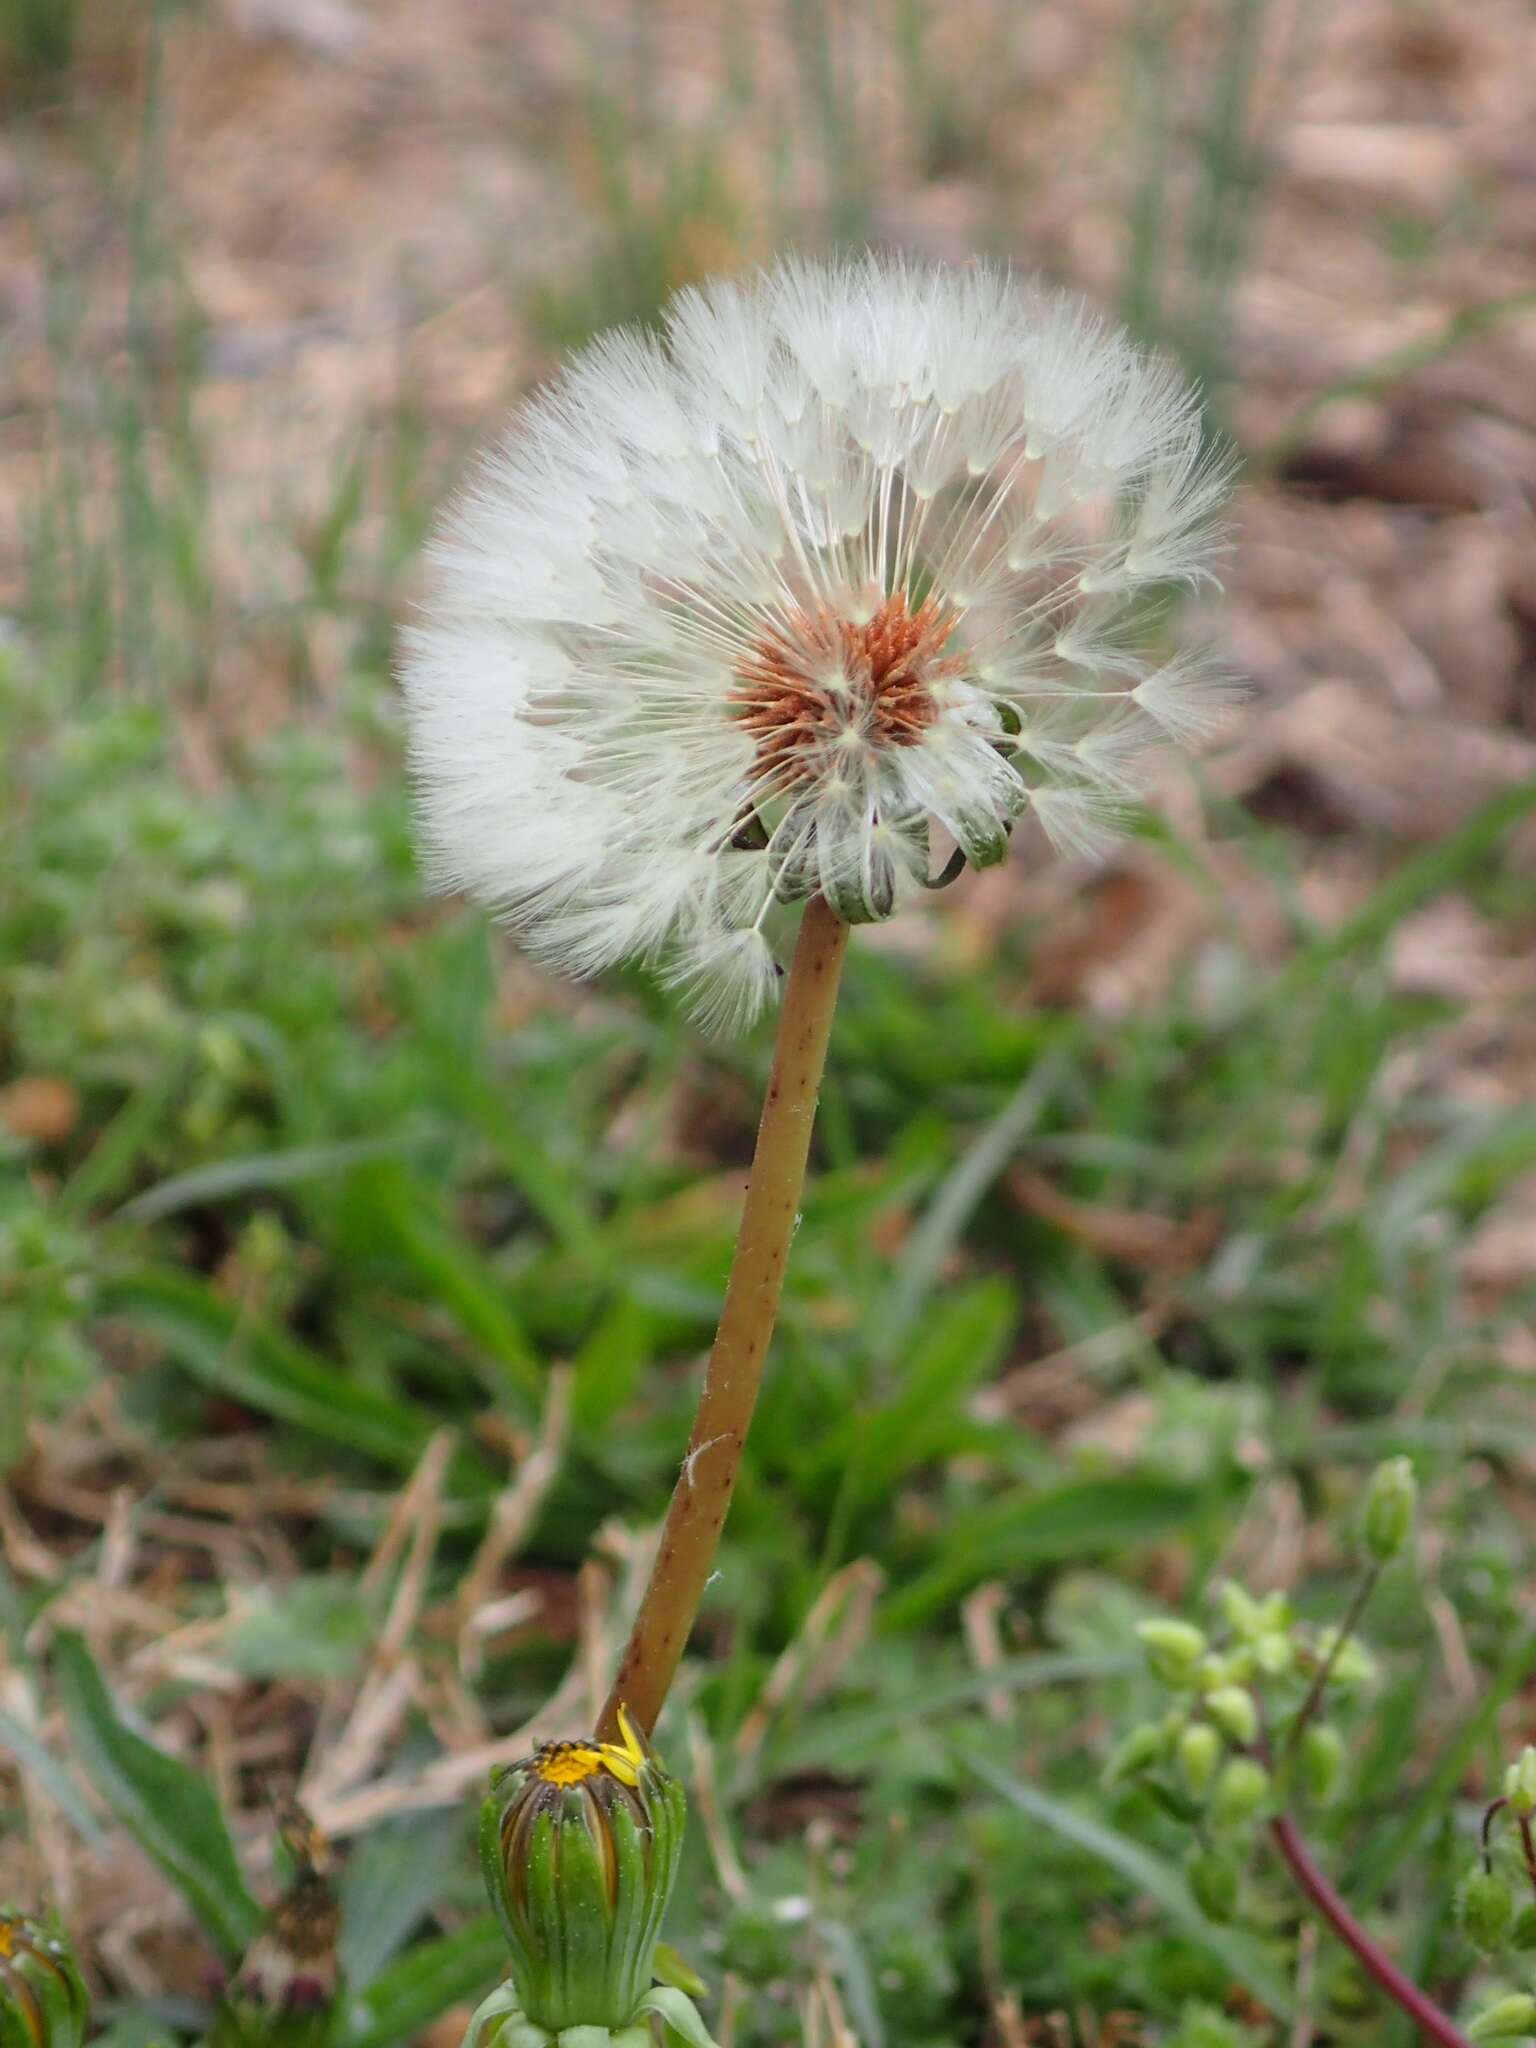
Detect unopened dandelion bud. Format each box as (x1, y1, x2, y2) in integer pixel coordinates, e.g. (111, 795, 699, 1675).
(1212, 1758, 1270, 1830)
(0, 1914, 89, 2048)
(1107, 1720, 1172, 1785)
(1469, 1993, 1536, 2040)
(1362, 1457, 1417, 1564)
(212, 1805, 340, 2048)
(403, 256, 1232, 1034)
(1186, 1847, 1242, 1924)
(479, 1708, 708, 2043)
(1137, 1619, 1209, 1686)
(1507, 1749, 1536, 1820)
(1178, 1723, 1222, 1799)
(1204, 1687, 1258, 1747)
(1299, 1724, 1346, 1807)
(1511, 1904, 1536, 1952)
(1459, 1872, 1516, 1955)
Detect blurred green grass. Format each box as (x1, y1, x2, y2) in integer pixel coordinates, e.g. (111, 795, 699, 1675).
(4, 4, 1536, 2045)
(7, 635, 1534, 2041)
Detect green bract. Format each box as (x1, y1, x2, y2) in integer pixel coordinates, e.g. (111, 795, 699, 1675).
(0, 1914, 89, 2048)
(479, 1715, 695, 2039)
(1459, 1871, 1516, 1956)
(1361, 1457, 1417, 1565)
(1470, 1993, 1536, 2041)
(464, 1981, 717, 2048)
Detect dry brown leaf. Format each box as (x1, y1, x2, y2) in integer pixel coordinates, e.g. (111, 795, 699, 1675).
(0, 1077, 80, 1145)
(1008, 1166, 1221, 1273)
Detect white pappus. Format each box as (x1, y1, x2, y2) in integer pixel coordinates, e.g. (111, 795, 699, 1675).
(402, 252, 1236, 1031)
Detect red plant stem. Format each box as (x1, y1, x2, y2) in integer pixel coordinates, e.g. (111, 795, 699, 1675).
(1269, 1813, 1472, 2048)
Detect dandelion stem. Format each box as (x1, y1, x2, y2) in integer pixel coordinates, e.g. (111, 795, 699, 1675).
(597, 895, 851, 1741)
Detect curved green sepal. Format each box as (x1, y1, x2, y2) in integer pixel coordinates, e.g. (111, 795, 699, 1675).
(0, 1915, 90, 2048)
(650, 1947, 708, 2000)
(638, 1988, 719, 2048)
(459, 1983, 552, 2048)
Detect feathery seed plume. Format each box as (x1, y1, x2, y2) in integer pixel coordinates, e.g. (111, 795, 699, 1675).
(404, 254, 1234, 1029)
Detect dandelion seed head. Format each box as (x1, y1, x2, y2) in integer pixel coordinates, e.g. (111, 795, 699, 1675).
(402, 253, 1236, 1029)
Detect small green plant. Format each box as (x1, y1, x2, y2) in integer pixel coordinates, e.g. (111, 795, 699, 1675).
(1112, 1456, 1524, 2047)
(1447, 1750, 1536, 2042)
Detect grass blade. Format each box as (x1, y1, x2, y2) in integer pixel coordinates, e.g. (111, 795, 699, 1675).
(882, 1477, 1209, 1632)
(967, 1754, 1295, 2023)
(117, 1139, 401, 1225)
(99, 1265, 445, 1471)
(877, 1053, 1064, 1347)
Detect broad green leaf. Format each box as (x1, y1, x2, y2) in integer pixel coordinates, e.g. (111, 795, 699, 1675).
(0, 1707, 106, 1843)
(342, 1917, 505, 2048)
(221, 1577, 375, 1683)
(338, 1807, 469, 1987)
(53, 1631, 261, 1962)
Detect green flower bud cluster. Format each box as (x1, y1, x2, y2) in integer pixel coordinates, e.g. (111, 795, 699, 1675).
(1114, 1543, 1399, 1929)
(1110, 1619, 1280, 1925)
(1455, 1752, 1536, 2046)
(1123, 1562, 1380, 1811)
(477, 1710, 715, 2048)
(0, 1914, 89, 2048)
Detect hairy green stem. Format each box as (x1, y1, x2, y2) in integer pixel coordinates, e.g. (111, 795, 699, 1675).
(598, 895, 850, 1741)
